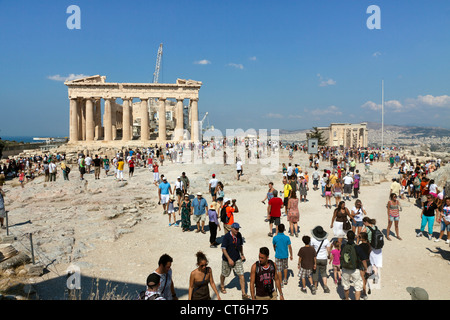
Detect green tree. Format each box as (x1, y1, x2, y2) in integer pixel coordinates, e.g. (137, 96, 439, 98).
(308, 127, 328, 146)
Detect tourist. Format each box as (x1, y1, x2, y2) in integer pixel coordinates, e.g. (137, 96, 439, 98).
(297, 235, 316, 294)
(209, 174, 219, 201)
(435, 197, 450, 243)
(386, 193, 402, 240)
(215, 181, 225, 202)
(324, 179, 333, 209)
(320, 173, 328, 197)
(417, 194, 438, 240)
(312, 169, 320, 191)
(116, 158, 125, 181)
(329, 240, 342, 285)
(18, 170, 25, 188)
(208, 202, 221, 247)
(93, 155, 101, 180)
(180, 172, 190, 195)
(140, 273, 165, 300)
(310, 226, 331, 294)
(180, 194, 193, 232)
(333, 179, 343, 207)
(267, 190, 283, 237)
(192, 192, 208, 234)
(0, 187, 6, 229)
(357, 232, 371, 300)
(152, 254, 178, 300)
(236, 158, 243, 180)
(362, 217, 383, 283)
(282, 177, 292, 216)
(188, 251, 221, 300)
(102, 155, 110, 177)
(78, 155, 86, 180)
(250, 247, 284, 300)
(128, 156, 135, 178)
(390, 178, 402, 198)
(173, 176, 185, 208)
(287, 190, 299, 237)
(60, 161, 70, 181)
(298, 175, 308, 202)
(331, 201, 353, 244)
(158, 177, 172, 215)
(340, 230, 368, 300)
(220, 223, 250, 300)
(343, 172, 354, 201)
(167, 195, 178, 227)
(351, 199, 367, 238)
(152, 162, 159, 183)
(353, 170, 361, 198)
(262, 182, 275, 221)
(272, 224, 293, 286)
(48, 161, 57, 182)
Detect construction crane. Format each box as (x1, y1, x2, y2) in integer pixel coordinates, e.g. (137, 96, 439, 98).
(150, 43, 163, 122)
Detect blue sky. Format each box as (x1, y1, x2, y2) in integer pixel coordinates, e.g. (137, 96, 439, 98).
(0, 0, 449, 137)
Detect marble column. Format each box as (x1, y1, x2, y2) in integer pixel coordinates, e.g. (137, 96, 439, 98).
(158, 98, 167, 141)
(111, 100, 117, 140)
(122, 98, 131, 141)
(190, 98, 199, 142)
(77, 98, 82, 140)
(85, 98, 95, 141)
(81, 99, 86, 141)
(69, 98, 79, 142)
(175, 98, 184, 141)
(94, 98, 102, 140)
(104, 98, 112, 141)
(140, 98, 149, 141)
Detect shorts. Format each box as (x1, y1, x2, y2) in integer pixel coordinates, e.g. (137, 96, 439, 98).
(221, 259, 244, 277)
(192, 214, 206, 224)
(389, 216, 400, 222)
(104, 165, 109, 171)
(283, 197, 289, 208)
(129, 167, 134, 173)
(210, 187, 216, 196)
(334, 192, 341, 198)
(325, 191, 332, 197)
(341, 268, 363, 292)
(153, 172, 159, 181)
(298, 268, 313, 279)
(176, 189, 183, 196)
(275, 258, 288, 272)
(79, 167, 86, 174)
(313, 179, 319, 186)
(352, 220, 363, 227)
(441, 220, 450, 232)
(237, 170, 242, 175)
(95, 167, 100, 175)
(0, 208, 5, 218)
(344, 184, 352, 194)
(269, 217, 280, 225)
(160, 194, 170, 204)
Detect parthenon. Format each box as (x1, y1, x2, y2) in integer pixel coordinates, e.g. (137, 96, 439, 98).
(65, 75, 202, 145)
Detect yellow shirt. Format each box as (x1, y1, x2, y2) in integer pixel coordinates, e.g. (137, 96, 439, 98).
(283, 184, 292, 198)
(329, 175, 338, 185)
(118, 161, 125, 171)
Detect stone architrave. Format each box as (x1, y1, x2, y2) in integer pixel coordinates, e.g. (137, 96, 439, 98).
(158, 98, 167, 141)
(140, 98, 149, 141)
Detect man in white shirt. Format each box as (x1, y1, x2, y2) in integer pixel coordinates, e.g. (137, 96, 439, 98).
(209, 174, 219, 201)
(343, 173, 354, 201)
(236, 159, 243, 180)
(49, 161, 57, 182)
(85, 155, 92, 174)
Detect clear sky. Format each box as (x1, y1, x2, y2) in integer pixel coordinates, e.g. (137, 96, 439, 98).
(0, 0, 449, 137)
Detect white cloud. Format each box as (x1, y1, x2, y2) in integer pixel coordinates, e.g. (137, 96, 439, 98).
(47, 74, 90, 82)
(249, 56, 257, 61)
(194, 59, 211, 65)
(310, 105, 342, 116)
(263, 113, 283, 119)
(227, 63, 244, 70)
(362, 94, 450, 113)
(288, 114, 302, 119)
(317, 73, 336, 87)
(413, 95, 450, 108)
(373, 51, 382, 57)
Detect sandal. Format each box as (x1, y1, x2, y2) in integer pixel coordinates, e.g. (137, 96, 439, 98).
(242, 293, 251, 300)
(268, 233, 273, 237)
(220, 286, 227, 294)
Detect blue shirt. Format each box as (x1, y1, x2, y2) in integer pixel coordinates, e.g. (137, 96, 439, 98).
(192, 197, 208, 216)
(272, 232, 291, 259)
(159, 182, 171, 195)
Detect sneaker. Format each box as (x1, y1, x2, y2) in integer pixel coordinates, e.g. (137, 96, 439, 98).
(311, 287, 317, 295)
(446, 240, 450, 244)
(416, 232, 423, 237)
(428, 235, 432, 240)
(323, 286, 330, 293)
(301, 288, 307, 294)
(434, 238, 440, 242)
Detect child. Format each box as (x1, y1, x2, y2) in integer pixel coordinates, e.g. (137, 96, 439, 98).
(19, 170, 25, 188)
(329, 241, 342, 285)
(297, 235, 317, 294)
(168, 195, 178, 227)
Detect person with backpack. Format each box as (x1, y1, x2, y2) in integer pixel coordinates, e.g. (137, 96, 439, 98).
(250, 247, 284, 300)
(139, 273, 165, 300)
(362, 217, 383, 284)
(221, 198, 239, 234)
(340, 231, 368, 300)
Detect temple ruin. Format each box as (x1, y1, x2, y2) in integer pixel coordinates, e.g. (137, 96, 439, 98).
(65, 75, 202, 146)
(311, 123, 369, 148)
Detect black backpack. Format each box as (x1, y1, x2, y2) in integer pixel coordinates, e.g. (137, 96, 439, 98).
(367, 226, 384, 249)
(220, 205, 229, 224)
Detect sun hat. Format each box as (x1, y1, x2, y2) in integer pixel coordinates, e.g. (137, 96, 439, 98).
(223, 198, 231, 204)
(210, 201, 217, 209)
(196, 192, 202, 196)
(311, 226, 328, 241)
(406, 287, 429, 300)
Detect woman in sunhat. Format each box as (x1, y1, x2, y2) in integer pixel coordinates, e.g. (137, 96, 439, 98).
(310, 226, 331, 294)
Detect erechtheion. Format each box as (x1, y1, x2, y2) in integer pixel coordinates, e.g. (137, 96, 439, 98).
(65, 75, 202, 146)
(312, 123, 369, 148)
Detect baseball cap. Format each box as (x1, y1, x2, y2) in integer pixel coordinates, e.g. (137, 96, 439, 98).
(146, 273, 161, 287)
(212, 174, 215, 178)
(231, 223, 241, 229)
(406, 287, 429, 300)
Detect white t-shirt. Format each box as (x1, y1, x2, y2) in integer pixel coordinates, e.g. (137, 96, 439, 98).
(175, 180, 184, 190)
(49, 163, 56, 173)
(236, 161, 243, 170)
(352, 206, 365, 222)
(209, 178, 218, 188)
(85, 157, 92, 165)
(343, 176, 353, 185)
(310, 237, 330, 260)
(429, 184, 437, 194)
(153, 269, 173, 300)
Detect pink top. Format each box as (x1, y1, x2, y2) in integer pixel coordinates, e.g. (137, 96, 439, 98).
(331, 249, 341, 266)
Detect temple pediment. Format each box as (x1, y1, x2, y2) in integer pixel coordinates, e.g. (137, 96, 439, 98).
(65, 75, 106, 84)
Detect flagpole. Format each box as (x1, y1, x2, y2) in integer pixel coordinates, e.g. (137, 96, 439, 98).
(381, 79, 384, 150)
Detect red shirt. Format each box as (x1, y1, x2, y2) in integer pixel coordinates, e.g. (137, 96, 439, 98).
(153, 164, 159, 173)
(268, 197, 283, 218)
(129, 160, 134, 168)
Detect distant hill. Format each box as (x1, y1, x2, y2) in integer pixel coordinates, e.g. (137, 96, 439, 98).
(366, 122, 450, 138)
